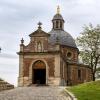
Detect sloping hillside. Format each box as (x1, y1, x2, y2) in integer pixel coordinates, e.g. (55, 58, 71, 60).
(0, 78, 14, 91)
(68, 81, 100, 100)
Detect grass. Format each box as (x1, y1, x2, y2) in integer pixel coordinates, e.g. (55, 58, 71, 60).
(67, 80, 100, 100)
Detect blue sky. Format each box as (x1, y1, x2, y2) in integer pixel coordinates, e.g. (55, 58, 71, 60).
(0, 0, 100, 86)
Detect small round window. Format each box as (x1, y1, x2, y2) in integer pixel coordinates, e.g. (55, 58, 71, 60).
(67, 52, 72, 58)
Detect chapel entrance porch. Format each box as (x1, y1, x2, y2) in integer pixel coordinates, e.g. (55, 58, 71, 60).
(32, 60, 46, 85)
(33, 69, 46, 84)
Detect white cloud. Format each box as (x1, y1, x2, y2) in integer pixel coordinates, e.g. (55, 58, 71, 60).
(77, 0, 95, 5)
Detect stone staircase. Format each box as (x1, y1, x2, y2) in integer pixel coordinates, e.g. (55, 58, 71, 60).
(0, 78, 14, 91)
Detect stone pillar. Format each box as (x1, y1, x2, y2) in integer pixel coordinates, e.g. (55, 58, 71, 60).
(18, 55, 24, 86)
(54, 54, 61, 85)
(58, 21, 60, 29)
(18, 42, 24, 87)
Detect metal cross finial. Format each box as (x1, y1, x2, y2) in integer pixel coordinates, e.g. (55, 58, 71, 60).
(38, 22, 42, 29)
(57, 5, 60, 14)
(21, 38, 24, 44)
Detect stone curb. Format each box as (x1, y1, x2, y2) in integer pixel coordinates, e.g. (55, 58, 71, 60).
(64, 88, 77, 100)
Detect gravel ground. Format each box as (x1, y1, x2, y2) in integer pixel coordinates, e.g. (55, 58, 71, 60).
(0, 86, 70, 100)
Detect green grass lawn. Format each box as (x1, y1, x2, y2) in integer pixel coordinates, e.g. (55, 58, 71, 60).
(67, 80, 100, 100)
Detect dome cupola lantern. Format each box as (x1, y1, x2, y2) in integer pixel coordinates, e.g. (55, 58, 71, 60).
(49, 6, 77, 48)
(52, 6, 65, 30)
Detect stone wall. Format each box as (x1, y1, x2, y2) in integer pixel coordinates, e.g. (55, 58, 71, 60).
(69, 64, 92, 85)
(23, 56, 55, 78)
(61, 46, 79, 62)
(60, 61, 93, 86)
(18, 54, 61, 86)
(0, 78, 14, 92)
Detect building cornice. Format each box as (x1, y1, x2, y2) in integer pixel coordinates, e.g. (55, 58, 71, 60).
(17, 51, 60, 55)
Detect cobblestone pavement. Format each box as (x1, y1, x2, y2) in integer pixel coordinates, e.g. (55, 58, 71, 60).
(0, 86, 70, 100)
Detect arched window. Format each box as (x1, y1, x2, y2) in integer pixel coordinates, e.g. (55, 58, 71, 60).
(56, 21, 59, 28)
(78, 69, 81, 80)
(60, 21, 62, 29)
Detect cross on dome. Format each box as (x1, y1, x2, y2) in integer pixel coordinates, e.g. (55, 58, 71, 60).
(38, 22, 42, 29)
(21, 38, 24, 44)
(57, 5, 60, 14)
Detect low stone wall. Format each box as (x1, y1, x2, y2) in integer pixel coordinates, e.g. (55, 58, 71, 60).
(64, 88, 77, 100)
(0, 78, 14, 92)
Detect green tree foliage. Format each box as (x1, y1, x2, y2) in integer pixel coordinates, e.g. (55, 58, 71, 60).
(76, 24, 100, 81)
(96, 67, 100, 71)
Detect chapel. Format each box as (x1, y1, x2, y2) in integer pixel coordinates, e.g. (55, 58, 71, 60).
(17, 7, 92, 86)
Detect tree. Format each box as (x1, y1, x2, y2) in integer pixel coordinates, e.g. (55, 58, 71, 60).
(76, 24, 100, 81)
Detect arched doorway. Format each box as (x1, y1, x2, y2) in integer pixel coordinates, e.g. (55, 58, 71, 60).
(32, 60, 46, 84)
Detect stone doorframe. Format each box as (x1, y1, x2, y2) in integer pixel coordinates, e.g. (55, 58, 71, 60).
(29, 59, 49, 85)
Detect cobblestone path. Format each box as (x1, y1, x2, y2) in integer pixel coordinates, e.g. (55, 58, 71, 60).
(0, 86, 70, 100)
